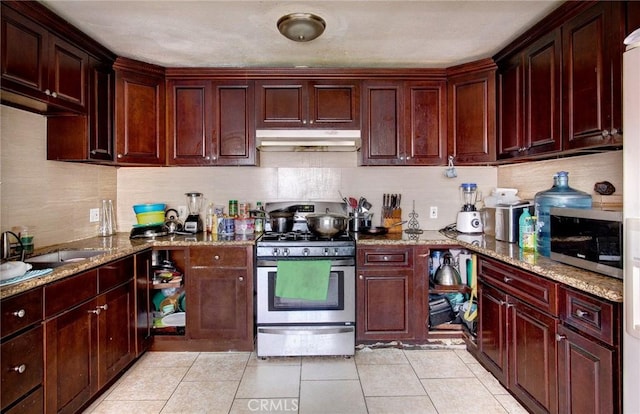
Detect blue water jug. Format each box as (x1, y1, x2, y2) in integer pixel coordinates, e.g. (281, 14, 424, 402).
(534, 171, 592, 256)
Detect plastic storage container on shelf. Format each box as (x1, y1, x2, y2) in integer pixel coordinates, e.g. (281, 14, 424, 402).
(534, 171, 592, 256)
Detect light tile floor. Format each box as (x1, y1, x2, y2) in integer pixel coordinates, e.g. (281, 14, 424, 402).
(83, 347, 528, 414)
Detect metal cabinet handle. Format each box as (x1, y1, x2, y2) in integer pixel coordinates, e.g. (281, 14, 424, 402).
(97, 304, 108, 311)
(309, 120, 314, 124)
(214, 255, 220, 260)
(239, 276, 244, 281)
(601, 129, 610, 138)
(383, 256, 389, 261)
(13, 364, 26, 374)
(359, 275, 363, 280)
(555, 333, 566, 342)
(575, 309, 588, 318)
(117, 154, 123, 159)
(503, 276, 512, 283)
(45, 89, 51, 96)
(88, 309, 101, 315)
(205, 156, 211, 160)
(302, 120, 307, 124)
(51, 91, 58, 98)
(13, 309, 26, 318)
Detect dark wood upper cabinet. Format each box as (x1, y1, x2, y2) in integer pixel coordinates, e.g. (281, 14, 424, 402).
(47, 56, 114, 161)
(361, 80, 446, 166)
(1, 3, 88, 114)
(447, 60, 497, 164)
(167, 79, 256, 166)
(256, 80, 360, 129)
(498, 29, 561, 159)
(113, 58, 165, 165)
(562, 1, 624, 149)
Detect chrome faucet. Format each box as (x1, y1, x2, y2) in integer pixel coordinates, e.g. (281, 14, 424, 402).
(1, 231, 25, 262)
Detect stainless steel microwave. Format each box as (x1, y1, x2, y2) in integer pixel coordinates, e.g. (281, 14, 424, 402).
(550, 207, 623, 279)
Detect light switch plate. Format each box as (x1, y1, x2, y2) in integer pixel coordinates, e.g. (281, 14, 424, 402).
(90, 208, 100, 223)
(430, 206, 438, 219)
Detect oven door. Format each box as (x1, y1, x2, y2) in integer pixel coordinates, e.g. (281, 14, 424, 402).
(256, 260, 355, 325)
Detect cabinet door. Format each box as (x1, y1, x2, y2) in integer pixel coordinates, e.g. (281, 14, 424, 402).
(477, 281, 509, 384)
(187, 267, 252, 347)
(509, 297, 558, 414)
(1, 5, 48, 102)
(47, 35, 87, 112)
(448, 69, 496, 163)
(255, 80, 306, 128)
(498, 54, 524, 158)
(135, 249, 153, 356)
(356, 269, 414, 341)
(360, 81, 403, 165)
(97, 282, 135, 388)
(167, 79, 213, 165)
(404, 81, 447, 165)
(557, 325, 616, 414)
(44, 299, 98, 414)
(214, 81, 256, 166)
(524, 29, 562, 156)
(309, 80, 360, 128)
(114, 69, 165, 164)
(88, 57, 114, 161)
(562, 2, 623, 149)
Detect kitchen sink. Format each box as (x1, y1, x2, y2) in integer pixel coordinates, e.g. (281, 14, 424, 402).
(25, 249, 108, 269)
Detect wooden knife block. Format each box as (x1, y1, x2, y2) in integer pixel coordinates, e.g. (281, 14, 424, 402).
(383, 208, 403, 233)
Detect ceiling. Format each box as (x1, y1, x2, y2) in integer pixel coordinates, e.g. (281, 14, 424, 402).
(40, 0, 563, 69)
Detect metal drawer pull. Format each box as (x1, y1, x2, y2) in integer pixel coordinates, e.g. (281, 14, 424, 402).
(503, 277, 512, 283)
(555, 334, 566, 342)
(88, 309, 101, 315)
(359, 275, 363, 280)
(214, 255, 220, 260)
(575, 309, 588, 317)
(97, 304, 109, 311)
(13, 309, 26, 318)
(13, 364, 26, 374)
(239, 276, 244, 281)
(383, 256, 389, 261)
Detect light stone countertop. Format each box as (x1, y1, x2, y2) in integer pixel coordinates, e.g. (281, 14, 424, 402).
(1, 230, 623, 303)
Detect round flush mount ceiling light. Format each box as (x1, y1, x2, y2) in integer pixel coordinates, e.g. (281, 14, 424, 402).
(277, 13, 326, 42)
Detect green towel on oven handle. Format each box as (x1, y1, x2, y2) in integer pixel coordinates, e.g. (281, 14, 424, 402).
(275, 260, 332, 301)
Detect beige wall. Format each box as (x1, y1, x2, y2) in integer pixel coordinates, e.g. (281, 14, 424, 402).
(497, 151, 623, 202)
(0, 106, 117, 247)
(5, 103, 621, 248)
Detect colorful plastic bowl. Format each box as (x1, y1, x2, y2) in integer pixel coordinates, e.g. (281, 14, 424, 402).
(133, 203, 166, 214)
(136, 211, 165, 225)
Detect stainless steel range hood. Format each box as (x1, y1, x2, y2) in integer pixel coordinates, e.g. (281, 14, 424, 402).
(255, 129, 361, 152)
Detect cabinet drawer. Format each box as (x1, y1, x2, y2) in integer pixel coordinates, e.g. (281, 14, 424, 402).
(44, 270, 97, 318)
(0, 326, 43, 410)
(479, 257, 558, 316)
(190, 246, 249, 267)
(4, 386, 42, 414)
(560, 286, 618, 346)
(1, 288, 43, 338)
(99, 256, 134, 293)
(358, 248, 412, 267)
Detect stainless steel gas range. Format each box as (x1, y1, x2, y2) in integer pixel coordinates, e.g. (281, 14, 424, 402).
(255, 201, 355, 357)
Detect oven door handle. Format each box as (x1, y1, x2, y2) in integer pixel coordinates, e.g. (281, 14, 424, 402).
(258, 326, 354, 335)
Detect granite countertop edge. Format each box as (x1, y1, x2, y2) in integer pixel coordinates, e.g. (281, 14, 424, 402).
(1, 231, 623, 303)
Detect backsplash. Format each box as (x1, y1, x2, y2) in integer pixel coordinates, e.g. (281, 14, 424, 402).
(0, 106, 117, 247)
(2, 104, 623, 248)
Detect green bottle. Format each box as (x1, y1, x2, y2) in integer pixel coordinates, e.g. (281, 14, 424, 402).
(519, 209, 536, 251)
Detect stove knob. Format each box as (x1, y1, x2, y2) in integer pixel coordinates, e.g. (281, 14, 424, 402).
(303, 248, 310, 256)
(272, 248, 279, 256)
(324, 248, 330, 256)
(283, 248, 290, 256)
(332, 248, 339, 256)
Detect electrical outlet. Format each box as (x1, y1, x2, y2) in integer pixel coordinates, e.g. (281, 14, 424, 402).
(177, 206, 187, 219)
(429, 206, 438, 219)
(89, 208, 100, 223)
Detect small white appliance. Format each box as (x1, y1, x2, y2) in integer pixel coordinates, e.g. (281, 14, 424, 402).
(183, 192, 204, 233)
(457, 183, 484, 233)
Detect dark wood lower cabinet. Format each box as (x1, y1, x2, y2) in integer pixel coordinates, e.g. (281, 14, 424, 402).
(45, 299, 98, 414)
(186, 246, 254, 351)
(557, 325, 615, 414)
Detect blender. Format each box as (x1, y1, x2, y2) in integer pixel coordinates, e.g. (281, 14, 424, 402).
(183, 192, 204, 233)
(456, 183, 484, 233)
